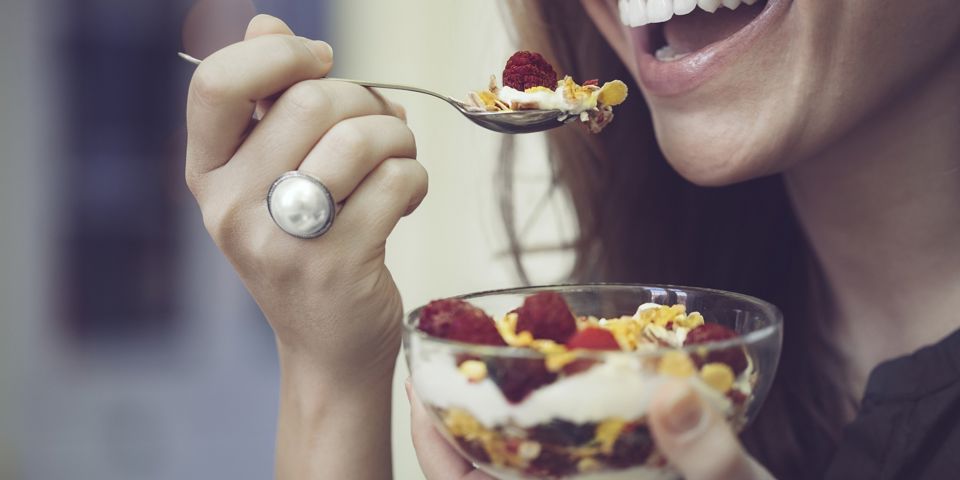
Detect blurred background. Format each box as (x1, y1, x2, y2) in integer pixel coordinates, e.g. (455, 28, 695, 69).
(0, 0, 575, 478)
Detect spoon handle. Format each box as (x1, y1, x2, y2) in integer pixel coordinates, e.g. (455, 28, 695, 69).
(176, 52, 569, 134)
(177, 52, 460, 105)
(325, 79, 461, 105)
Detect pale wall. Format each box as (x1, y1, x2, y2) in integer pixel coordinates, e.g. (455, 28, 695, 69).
(330, 1, 574, 478)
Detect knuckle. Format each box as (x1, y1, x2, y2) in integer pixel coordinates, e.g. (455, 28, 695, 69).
(391, 102, 408, 121)
(376, 158, 408, 184)
(282, 80, 333, 116)
(409, 160, 428, 196)
(199, 200, 242, 249)
(271, 35, 312, 69)
(190, 63, 234, 107)
(376, 158, 420, 196)
(387, 116, 417, 158)
(184, 167, 204, 199)
(323, 120, 369, 160)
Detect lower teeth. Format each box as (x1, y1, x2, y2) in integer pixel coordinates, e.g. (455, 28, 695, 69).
(655, 45, 689, 62)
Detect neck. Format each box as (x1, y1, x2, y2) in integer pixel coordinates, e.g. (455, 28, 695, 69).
(785, 57, 960, 397)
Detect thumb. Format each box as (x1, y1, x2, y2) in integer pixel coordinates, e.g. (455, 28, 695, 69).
(405, 379, 495, 480)
(648, 381, 773, 480)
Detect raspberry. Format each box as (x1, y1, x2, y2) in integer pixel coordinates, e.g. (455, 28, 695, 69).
(515, 292, 577, 344)
(606, 423, 654, 468)
(485, 357, 557, 403)
(502, 51, 559, 92)
(530, 419, 597, 447)
(684, 324, 748, 375)
(562, 328, 619, 376)
(455, 438, 490, 464)
(527, 447, 577, 477)
(418, 299, 506, 346)
(561, 359, 596, 377)
(566, 328, 620, 351)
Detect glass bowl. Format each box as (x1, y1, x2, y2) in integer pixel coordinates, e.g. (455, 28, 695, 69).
(403, 284, 783, 480)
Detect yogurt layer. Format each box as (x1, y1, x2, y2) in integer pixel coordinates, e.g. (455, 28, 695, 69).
(497, 85, 598, 116)
(412, 349, 736, 428)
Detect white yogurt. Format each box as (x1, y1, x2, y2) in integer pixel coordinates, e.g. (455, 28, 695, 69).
(497, 86, 598, 115)
(411, 350, 734, 428)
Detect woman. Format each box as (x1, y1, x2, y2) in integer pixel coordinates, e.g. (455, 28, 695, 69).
(183, 0, 960, 478)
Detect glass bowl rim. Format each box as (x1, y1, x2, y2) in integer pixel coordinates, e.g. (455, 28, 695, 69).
(403, 283, 783, 360)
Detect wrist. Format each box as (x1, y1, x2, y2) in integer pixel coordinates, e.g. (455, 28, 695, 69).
(277, 341, 397, 400)
(275, 346, 396, 480)
(271, 307, 402, 382)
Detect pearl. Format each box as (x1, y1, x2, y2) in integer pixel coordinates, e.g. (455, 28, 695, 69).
(268, 174, 333, 238)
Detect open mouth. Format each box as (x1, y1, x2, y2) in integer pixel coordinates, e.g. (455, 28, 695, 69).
(617, 0, 787, 96)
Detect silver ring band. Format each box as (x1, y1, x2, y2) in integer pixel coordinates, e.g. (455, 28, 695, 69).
(266, 171, 336, 239)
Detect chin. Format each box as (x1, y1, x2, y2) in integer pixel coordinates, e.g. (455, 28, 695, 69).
(650, 107, 792, 187)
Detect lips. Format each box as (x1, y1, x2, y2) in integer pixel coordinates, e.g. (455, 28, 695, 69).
(618, 0, 791, 97)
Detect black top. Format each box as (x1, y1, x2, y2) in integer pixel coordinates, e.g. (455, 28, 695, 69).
(824, 328, 960, 480)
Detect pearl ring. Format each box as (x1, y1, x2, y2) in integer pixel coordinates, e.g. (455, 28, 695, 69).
(267, 171, 336, 239)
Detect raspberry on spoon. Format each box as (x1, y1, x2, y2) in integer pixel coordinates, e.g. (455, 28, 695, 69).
(502, 51, 559, 91)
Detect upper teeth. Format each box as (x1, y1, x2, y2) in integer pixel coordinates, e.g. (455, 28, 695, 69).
(618, 0, 759, 27)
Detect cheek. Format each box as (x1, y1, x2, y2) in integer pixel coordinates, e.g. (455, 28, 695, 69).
(797, 0, 960, 139)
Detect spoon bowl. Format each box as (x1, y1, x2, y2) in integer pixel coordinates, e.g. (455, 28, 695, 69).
(459, 108, 576, 134)
(178, 52, 574, 134)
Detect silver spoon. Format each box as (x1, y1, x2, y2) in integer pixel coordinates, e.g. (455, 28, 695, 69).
(178, 52, 575, 134)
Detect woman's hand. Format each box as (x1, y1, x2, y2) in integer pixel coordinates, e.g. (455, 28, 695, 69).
(645, 381, 774, 480)
(186, 14, 424, 377)
(185, 14, 425, 479)
(407, 380, 774, 480)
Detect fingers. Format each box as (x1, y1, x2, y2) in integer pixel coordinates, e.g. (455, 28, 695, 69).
(245, 14, 294, 39)
(224, 81, 399, 192)
(406, 381, 495, 480)
(649, 381, 774, 480)
(333, 157, 428, 250)
(244, 15, 296, 118)
(186, 33, 333, 178)
(298, 115, 416, 202)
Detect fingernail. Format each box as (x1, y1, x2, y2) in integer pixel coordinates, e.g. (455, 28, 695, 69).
(404, 377, 412, 402)
(663, 383, 704, 435)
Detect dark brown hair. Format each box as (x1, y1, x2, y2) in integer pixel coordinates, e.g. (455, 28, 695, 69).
(501, 2, 852, 478)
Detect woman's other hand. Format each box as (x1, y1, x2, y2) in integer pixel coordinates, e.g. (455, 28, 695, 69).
(185, 14, 425, 479)
(648, 381, 774, 480)
(407, 379, 774, 480)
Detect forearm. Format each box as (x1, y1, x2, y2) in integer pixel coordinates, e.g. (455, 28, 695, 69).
(275, 350, 395, 480)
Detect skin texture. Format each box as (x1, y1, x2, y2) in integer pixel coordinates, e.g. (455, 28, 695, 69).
(186, 2, 960, 478)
